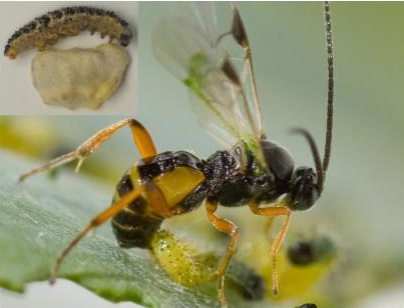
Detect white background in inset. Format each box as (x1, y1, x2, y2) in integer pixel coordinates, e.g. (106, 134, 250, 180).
(0, 1, 138, 115)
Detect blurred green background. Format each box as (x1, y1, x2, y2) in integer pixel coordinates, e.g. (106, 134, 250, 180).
(140, 3, 404, 305)
(1, 2, 403, 307)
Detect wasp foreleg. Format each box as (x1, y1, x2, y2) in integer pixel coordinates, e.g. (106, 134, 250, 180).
(206, 200, 239, 308)
(249, 202, 291, 295)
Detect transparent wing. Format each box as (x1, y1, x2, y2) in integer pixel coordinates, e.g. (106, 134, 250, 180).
(153, 3, 266, 172)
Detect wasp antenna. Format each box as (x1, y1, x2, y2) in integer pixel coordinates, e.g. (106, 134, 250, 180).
(230, 3, 249, 48)
(322, 1, 334, 174)
(290, 128, 324, 192)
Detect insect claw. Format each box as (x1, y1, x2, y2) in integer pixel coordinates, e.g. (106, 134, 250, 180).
(272, 266, 279, 295)
(75, 157, 85, 173)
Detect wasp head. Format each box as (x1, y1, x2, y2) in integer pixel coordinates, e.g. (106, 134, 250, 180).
(285, 166, 319, 211)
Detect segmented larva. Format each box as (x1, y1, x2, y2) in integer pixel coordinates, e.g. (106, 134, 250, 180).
(151, 230, 216, 287)
(4, 6, 133, 59)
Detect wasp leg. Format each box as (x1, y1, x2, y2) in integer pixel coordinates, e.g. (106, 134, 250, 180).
(19, 119, 157, 182)
(264, 216, 275, 241)
(206, 200, 239, 308)
(249, 202, 291, 295)
(129, 119, 157, 159)
(50, 185, 143, 284)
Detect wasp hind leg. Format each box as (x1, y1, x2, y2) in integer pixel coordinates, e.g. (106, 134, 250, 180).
(249, 202, 291, 295)
(50, 185, 144, 284)
(206, 200, 239, 308)
(19, 119, 157, 181)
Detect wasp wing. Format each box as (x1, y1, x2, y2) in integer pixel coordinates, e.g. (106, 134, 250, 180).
(153, 3, 267, 172)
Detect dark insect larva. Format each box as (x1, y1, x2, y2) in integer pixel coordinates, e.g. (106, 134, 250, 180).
(295, 304, 318, 308)
(4, 6, 133, 59)
(287, 235, 337, 266)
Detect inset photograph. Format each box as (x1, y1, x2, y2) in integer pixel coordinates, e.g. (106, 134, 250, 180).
(0, 2, 403, 308)
(0, 2, 137, 115)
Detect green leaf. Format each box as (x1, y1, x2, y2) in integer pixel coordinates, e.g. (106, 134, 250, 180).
(0, 150, 263, 308)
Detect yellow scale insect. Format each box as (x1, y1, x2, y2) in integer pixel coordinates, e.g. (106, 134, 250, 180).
(245, 228, 338, 304)
(278, 234, 338, 304)
(19, 2, 335, 307)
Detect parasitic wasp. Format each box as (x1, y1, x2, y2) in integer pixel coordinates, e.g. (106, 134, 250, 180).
(19, 2, 335, 307)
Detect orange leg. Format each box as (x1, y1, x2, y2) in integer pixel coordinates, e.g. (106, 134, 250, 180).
(129, 119, 157, 160)
(264, 216, 275, 241)
(249, 202, 291, 295)
(206, 200, 239, 308)
(19, 119, 157, 181)
(50, 185, 144, 284)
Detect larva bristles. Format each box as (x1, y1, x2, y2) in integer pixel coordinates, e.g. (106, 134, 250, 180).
(4, 6, 133, 59)
(151, 230, 216, 287)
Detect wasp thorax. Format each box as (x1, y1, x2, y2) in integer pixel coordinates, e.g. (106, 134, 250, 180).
(286, 166, 319, 211)
(260, 139, 294, 184)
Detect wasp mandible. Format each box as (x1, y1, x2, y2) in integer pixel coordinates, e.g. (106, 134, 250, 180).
(19, 2, 334, 307)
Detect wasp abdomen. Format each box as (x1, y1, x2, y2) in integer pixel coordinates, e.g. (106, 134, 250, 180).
(111, 168, 164, 249)
(111, 152, 206, 249)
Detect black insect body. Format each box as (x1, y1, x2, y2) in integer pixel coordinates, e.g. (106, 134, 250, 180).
(19, 3, 335, 307)
(111, 142, 296, 246)
(110, 136, 314, 249)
